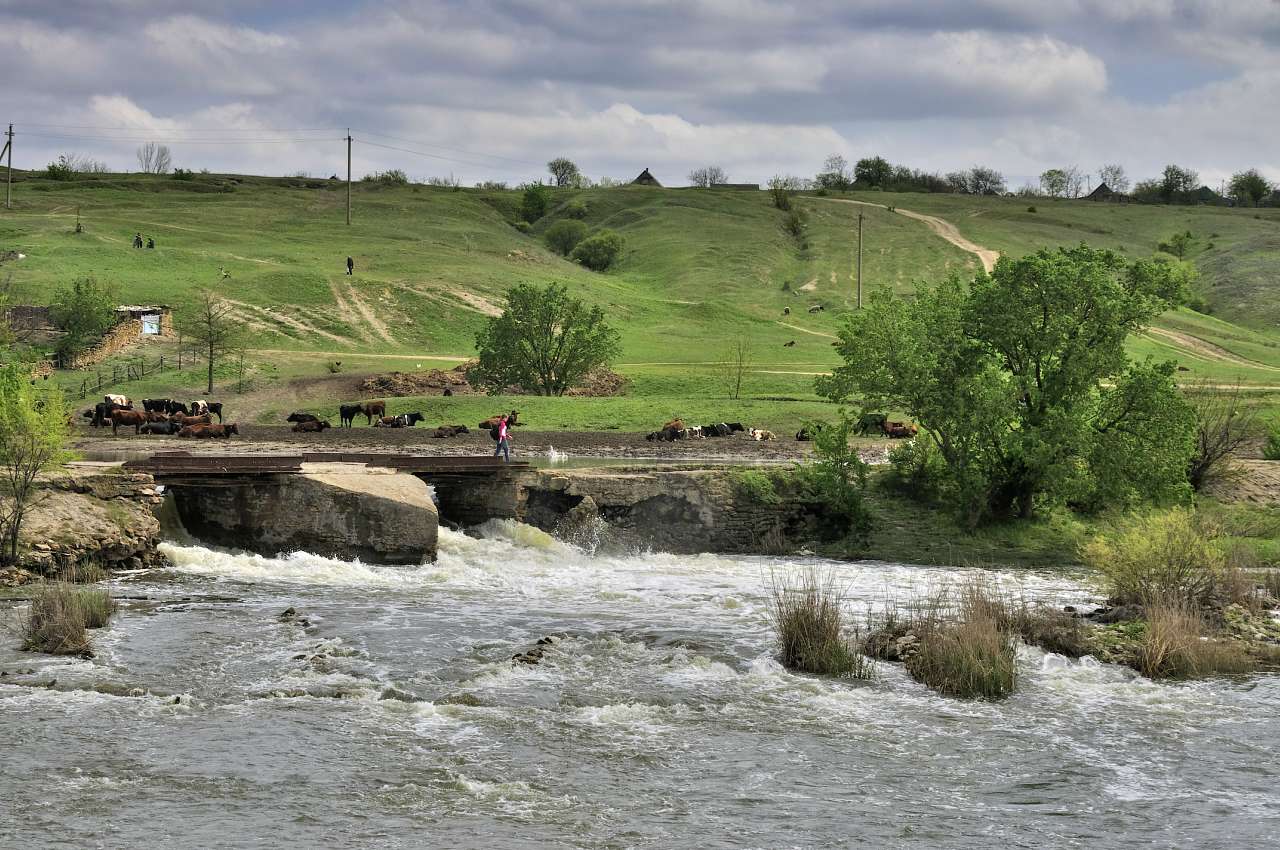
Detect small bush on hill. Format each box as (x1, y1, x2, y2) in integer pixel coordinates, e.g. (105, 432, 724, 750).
(562, 199, 588, 219)
(21, 582, 115, 656)
(782, 208, 807, 241)
(1082, 509, 1226, 609)
(521, 184, 551, 222)
(768, 567, 873, 678)
(571, 229, 624, 271)
(544, 219, 589, 256)
(45, 157, 76, 181)
(172, 168, 194, 181)
(885, 437, 947, 502)
(1027, 205, 1037, 213)
(513, 220, 532, 233)
(1263, 425, 1280, 460)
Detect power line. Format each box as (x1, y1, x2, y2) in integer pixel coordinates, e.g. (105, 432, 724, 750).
(353, 137, 533, 173)
(14, 123, 341, 133)
(353, 128, 541, 167)
(20, 131, 337, 145)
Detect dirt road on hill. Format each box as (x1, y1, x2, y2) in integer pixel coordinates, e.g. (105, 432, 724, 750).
(1144, 327, 1280, 371)
(818, 197, 1001, 273)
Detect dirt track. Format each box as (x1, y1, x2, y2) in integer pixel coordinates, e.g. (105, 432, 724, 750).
(818, 197, 1001, 273)
(74, 425, 893, 465)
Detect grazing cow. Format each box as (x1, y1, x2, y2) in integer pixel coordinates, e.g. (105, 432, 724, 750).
(480, 410, 520, 430)
(361, 401, 386, 424)
(749, 429, 777, 441)
(856, 413, 888, 436)
(884, 421, 918, 439)
(142, 398, 171, 413)
(179, 423, 239, 439)
(292, 419, 331, 433)
(141, 421, 181, 436)
(109, 409, 148, 435)
(171, 412, 212, 427)
(104, 394, 131, 409)
(807, 304, 824, 313)
(339, 404, 363, 428)
(286, 412, 320, 424)
(783, 340, 796, 347)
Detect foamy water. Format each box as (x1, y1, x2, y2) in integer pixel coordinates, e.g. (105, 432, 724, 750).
(2, 525, 1277, 848)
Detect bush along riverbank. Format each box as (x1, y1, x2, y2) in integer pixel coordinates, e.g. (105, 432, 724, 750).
(768, 508, 1280, 700)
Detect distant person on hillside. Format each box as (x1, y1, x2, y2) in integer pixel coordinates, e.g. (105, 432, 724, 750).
(346, 256, 354, 275)
(146, 237, 155, 249)
(133, 233, 143, 248)
(493, 414, 511, 462)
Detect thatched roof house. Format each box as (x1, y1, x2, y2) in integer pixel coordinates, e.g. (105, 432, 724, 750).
(632, 168, 662, 187)
(1085, 182, 1125, 202)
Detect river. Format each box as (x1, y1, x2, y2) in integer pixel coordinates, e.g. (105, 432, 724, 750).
(2, 522, 1278, 849)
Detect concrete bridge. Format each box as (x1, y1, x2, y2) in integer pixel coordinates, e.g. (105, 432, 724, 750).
(125, 452, 532, 564)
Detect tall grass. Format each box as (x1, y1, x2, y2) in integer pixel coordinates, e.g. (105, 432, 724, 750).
(767, 567, 873, 679)
(1137, 598, 1254, 679)
(903, 580, 1018, 700)
(20, 582, 116, 656)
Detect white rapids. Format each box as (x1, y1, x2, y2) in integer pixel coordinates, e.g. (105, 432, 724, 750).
(2, 523, 1277, 849)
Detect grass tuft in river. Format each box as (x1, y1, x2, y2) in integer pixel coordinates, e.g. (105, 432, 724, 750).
(19, 581, 116, 656)
(767, 567, 874, 679)
(899, 580, 1018, 701)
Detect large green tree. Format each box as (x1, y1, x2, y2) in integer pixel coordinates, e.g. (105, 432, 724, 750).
(819, 245, 1195, 525)
(1228, 168, 1271, 207)
(472, 283, 620, 396)
(50, 276, 117, 359)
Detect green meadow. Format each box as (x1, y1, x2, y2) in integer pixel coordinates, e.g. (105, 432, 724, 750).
(2, 170, 1279, 428)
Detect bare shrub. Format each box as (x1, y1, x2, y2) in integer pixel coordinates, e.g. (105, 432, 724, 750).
(767, 567, 873, 678)
(1185, 381, 1258, 491)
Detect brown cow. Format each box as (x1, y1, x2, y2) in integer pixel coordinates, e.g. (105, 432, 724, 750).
(361, 401, 386, 424)
(144, 411, 171, 423)
(662, 418, 685, 432)
(110, 409, 148, 435)
(179, 423, 239, 439)
(291, 419, 330, 433)
(884, 421, 918, 439)
(372, 416, 403, 428)
(479, 410, 520, 430)
(172, 413, 212, 427)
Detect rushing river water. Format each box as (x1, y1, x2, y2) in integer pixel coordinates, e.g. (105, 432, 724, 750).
(2, 523, 1278, 849)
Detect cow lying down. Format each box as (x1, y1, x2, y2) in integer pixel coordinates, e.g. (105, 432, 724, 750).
(178, 423, 239, 439)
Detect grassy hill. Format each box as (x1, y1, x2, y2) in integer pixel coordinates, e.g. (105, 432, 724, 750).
(2, 171, 1279, 429)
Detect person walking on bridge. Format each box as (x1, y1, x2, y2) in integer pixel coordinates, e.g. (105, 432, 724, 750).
(493, 414, 512, 462)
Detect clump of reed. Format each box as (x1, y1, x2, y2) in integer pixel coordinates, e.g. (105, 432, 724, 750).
(902, 580, 1018, 701)
(767, 567, 873, 679)
(20, 581, 116, 656)
(1136, 597, 1254, 680)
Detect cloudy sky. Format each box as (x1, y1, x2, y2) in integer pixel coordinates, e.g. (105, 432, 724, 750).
(2, 0, 1278, 188)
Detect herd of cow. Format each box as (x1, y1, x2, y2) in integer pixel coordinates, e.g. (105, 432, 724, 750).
(645, 419, 778, 442)
(81, 395, 236, 438)
(284, 408, 519, 440)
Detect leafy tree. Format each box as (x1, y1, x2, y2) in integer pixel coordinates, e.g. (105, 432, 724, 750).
(1097, 164, 1129, 193)
(687, 165, 729, 187)
(521, 183, 551, 222)
(547, 157, 581, 188)
(570, 229, 624, 270)
(1063, 166, 1085, 198)
(472, 283, 621, 396)
(818, 246, 1194, 525)
(768, 175, 797, 210)
(967, 166, 1006, 195)
(179, 287, 241, 394)
(50, 277, 117, 359)
(544, 219, 588, 256)
(815, 154, 852, 191)
(1228, 168, 1271, 207)
(1160, 164, 1199, 202)
(0, 364, 70, 564)
(1040, 168, 1068, 198)
(853, 156, 892, 188)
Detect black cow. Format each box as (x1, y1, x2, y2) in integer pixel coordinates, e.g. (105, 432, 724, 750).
(287, 412, 320, 424)
(141, 420, 181, 435)
(339, 404, 363, 428)
(142, 398, 171, 413)
(398, 412, 425, 427)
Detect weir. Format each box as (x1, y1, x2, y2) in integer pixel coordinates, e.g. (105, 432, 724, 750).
(125, 453, 532, 564)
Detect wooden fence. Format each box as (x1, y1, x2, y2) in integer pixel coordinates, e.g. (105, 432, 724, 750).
(76, 353, 187, 399)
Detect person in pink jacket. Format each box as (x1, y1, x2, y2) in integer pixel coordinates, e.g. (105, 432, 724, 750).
(493, 414, 511, 462)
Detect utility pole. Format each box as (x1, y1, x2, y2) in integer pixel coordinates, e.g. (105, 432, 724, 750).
(3, 124, 13, 210)
(346, 129, 352, 226)
(856, 212, 863, 309)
